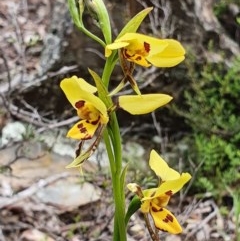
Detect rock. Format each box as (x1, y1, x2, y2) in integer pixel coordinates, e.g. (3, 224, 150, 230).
(1, 121, 26, 147)
(128, 223, 145, 239)
(165, 235, 182, 241)
(0, 139, 96, 192)
(20, 229, 55, 241)
(36, 178, 101, 210)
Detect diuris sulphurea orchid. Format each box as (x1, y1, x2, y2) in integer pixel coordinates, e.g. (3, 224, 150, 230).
(128, 150, 191, 235)
(60, 76, 109, 140)
(105, 33, 185, 68)
(106, 32, 185, 95)
(60, 76, 109, 168)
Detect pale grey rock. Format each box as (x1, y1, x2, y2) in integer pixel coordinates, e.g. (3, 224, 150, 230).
(36, 179, 101, 210)
(1, 121, 26, 146)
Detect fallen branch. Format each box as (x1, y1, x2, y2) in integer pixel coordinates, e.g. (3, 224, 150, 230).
(0, 93, 79, 130)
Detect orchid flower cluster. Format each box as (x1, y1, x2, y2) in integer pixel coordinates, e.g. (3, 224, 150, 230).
(61, 1, 191, 240)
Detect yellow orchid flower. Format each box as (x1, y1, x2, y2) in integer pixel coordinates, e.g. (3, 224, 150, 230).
(60, 76, 109, 140)
(128, 150, 191, 234)
(105, 33, 185, 68)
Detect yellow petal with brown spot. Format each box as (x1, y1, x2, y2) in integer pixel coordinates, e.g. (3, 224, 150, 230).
(150, 206, 182, 234)
(67, 120, 99, 140)
(60, 77, 108, 122)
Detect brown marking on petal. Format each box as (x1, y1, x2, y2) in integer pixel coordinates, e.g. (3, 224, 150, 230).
(163, 214, 174, 223)
(123, 49, 135, 59)
(81, 133, 92, 140)
(83, 134, 91, 140)
(165, 190, 173, 196)
(152, 206, 159, 212)
(144, 42, 150, 53)
(159, 228, 167, 232)
(75, 100, 85, 109)
(77, 123, 84, 129)
(89, 116, 100, 125)
(151, 206, 163, 212)
(150, 191, 156, 197)
(75, 141, 83, 157)
(77, 123, 88, 134)
(80, 127, 87, 133)
(135, 56, 142, 61)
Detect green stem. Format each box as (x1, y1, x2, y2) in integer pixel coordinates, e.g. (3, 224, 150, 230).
(77, 25, 106, 47)
(110, 112, 122, 172)
(112, 169, 126, 241)
(102, 129, 119, 241)
(103, 128, 115, 175)
(104, 117, 126, 241)
(111, 113, 126, 241)
(102, 52, 118, 88)
(100, 41, 126, 241)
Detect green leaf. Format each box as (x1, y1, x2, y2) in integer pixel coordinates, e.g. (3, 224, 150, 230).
(66, 150, 92, 168)
(121, 164, 129, 183)
(237, 17, 240, 25)
(125, 195, 141, 225)
(120, 164, 129, 199)
(117, 7, 153, 39)
(88, 68, 112, 107)
(68, 0, 106, 47)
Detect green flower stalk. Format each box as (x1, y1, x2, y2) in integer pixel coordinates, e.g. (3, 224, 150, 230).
(67, 0, 106, 47)
(83, 0, 112, 44)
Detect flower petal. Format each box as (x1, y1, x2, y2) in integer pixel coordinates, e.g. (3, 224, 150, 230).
(118, 94, 172, 115)
(128, 54, 151, 67)
(142, 187, 158, 198)
(161, 39, 186, 56)
(105, 42, 129, 57)
(60, 77, 108, 121)
(141, 199, 151, 213)
(61, 76, 96, 96)
(150, 206, 182, 234)
(141, 189, 170, 212)
(155, 173, 191, 197)
(67, 120, 99, 140)
(147, 39, 185, 67)
(141, 173, 191, 203)
(149, 149, 180, 181)
(127, 183, 139, 193)
(115, 33, 168, 55)
(147, 55, 185, 67)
